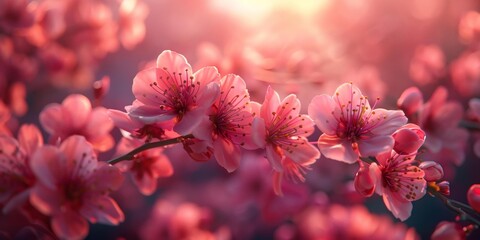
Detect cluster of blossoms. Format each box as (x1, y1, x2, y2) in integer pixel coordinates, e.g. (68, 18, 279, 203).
(2, 49, 480, 239)
(0, 0, 147, 117)
(4, 0, 480, 238)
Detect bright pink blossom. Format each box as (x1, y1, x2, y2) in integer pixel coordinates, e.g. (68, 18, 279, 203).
(0, 124, 42, 213)
(370, 150, 426, 221)
(115, 137, 173, 196)
(308, 83, 407, 164)
(467, 184, 480, 213)
(129, 50, 220, 135)
(251, 86, 320, 193)
(39, 94, 114, 152)
(193, 74, 256, 172)
(29, 136, 124, 240)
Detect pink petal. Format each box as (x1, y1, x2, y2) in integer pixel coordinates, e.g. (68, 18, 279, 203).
(17, 124, 43, 156)
(358, 135, 394, 157)
(429, 86, 448, 109)
(174, 109, 209, 136)
(156, 50, 192, 74)
(196, 81, 220, 110)
(260, 86, 281, 122)
(382, 190, 412, 221)
(368, 109, 407, 135)
(30, 146, 63, 189)
(84, 107, 113, 137)
(213, 137, 240, 173)
(134, 172, 158, 196)
(272, 171, 283, 196)
(128, 102, 175, 124)
(191, 114, 214, 141)
(39, 104, 64, 135)
(334, 83, 371, 112)
(88, 135, 115, 152)
(266, 144, 284, 172)
(51, 209, 89, 240)
(62, 94, 92, 130)
(59, 136, 97, 178)
(107, 109, 140, 132)
(308, 94, 337, 135)
(251, 117, 267, 148)
(432, 102, 463, 130)
(88, 163, 124, 193)
(151, 155, 173, 178)
(317, 134, 358, 164)
(80, 196, 124, 225)
(29, 184, 63, 215)
(397, 87, 423, 115)
(370, 163, 384, 195)
(132, 67, 166, 106)
(283, 138, 320, 165)
(2, 189, 30, 214)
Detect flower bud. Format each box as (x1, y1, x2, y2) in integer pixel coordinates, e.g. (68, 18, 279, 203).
(397, 87, 423, 117)
(438, 181, 450, 196)
(392, 124, 426, 154)
(354, 163, 375, 197)
(431, 221, 465, 240)
(419, 161, 444, 182)
(467, 184, 480, 213)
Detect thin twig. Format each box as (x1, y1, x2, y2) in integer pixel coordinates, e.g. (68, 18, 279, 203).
(428, 187, 480, 226)
(107, 134, 194, 165)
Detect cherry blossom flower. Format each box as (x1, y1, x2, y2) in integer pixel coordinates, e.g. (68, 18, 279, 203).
(128, 50, 221, 136)
(370, 150, 426, 221)
(308, 82, 407, 164)
(29, 135, 124, 240)
(0, 124, 42, 213)
(392, 124, 425, 155)
(251, 86, 320, 192)
(459, 11, 480, 48)
(192, 74, 256, 172)
(397, 86, 468, 178)
(115, 137, 173, 196)
(450, 52, 480, 98)
(409, 44, 445, 85)
(39, 94, 114, 152)
(118, 0, 148, 50)
(419, 161, 444, 182)
(282, 204, 420, 239)
(108, 109, 171, 142)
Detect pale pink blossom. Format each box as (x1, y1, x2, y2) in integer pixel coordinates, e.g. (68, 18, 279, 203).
(118, 0, 148, 50)
(39, 94, 114, 152)
(192, 74, 256, 172)
(129, 50, 221, 135)
(467, 184, 480, 213)
(431, 221, 465, 240)
(108, 109, 172, 142)
(283, 204, 420, 240)
(308, 83, 407, 164)
(115, 137, 173, 196)
(459, 11, 480, 48)
(370, 150, 426, 221)
(29, 135, 124, 240)
(0, 124, 42, 213)
(397, 86, 468, 172)
(251, 86, 320, 192)
(409, 44, 445, 85)
(450, 52, 480, 98)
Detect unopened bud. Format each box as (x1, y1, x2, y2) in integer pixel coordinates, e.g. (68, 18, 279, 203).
(354, 162, 375, 197)
(393, 124, 425, 154)
(467, 184, 480, 213)
(438, 181, 450, 196)
(419, 161, 444, 182)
